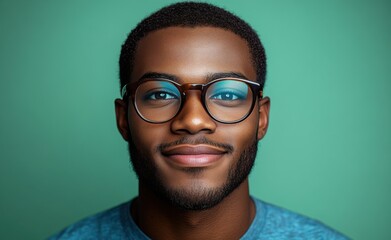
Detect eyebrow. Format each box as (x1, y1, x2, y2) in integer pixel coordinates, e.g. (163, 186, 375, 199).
(138, 72, 178, 82)
(137, 71, 249, 84)
(206, 72, 249, 81)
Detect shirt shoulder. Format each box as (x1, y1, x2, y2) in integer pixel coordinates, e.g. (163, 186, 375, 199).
(242, 198, 350, 240)
(48, 201, 146, 240)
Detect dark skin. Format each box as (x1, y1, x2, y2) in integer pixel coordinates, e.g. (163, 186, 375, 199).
(115, 27, 270, 240)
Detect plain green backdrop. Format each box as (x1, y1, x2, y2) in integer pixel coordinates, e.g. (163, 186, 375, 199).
(1, 0, 390, 239)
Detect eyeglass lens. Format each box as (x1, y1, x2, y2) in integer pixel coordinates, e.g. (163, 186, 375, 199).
(134, 79, 254, 123)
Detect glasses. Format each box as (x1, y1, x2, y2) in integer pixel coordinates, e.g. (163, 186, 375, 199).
(121, 78, 263, 124)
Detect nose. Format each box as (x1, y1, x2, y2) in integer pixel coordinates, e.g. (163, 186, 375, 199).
(170, 91, 217, 135)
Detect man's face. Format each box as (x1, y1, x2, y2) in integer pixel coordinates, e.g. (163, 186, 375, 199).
(116, 27, 269, 210)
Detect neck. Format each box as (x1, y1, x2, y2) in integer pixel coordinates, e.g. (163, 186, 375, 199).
(131, 179, 255, 240)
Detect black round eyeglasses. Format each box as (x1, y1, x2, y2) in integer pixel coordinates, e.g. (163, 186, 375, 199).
(121, 78, 263, 124)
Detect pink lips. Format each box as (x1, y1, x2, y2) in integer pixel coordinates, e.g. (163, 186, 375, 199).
(161, 145, 227, 167)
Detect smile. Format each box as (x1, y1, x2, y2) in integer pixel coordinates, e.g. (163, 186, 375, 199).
(161, 144, 228, 167)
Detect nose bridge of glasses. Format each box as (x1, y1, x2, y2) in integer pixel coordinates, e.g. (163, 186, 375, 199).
(179, 84, 208, 117)
(180, 83, 204, 94)
(176, 85, 213, 126)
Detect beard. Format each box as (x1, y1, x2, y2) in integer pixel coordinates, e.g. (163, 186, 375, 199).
(127, 136, 258, 211)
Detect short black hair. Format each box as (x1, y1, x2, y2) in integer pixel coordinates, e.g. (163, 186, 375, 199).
(119, 2, 266, 92)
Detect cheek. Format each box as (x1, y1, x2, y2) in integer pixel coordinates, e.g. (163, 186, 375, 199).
(127, 107, 168, 153)
(218, 111, 259, 151)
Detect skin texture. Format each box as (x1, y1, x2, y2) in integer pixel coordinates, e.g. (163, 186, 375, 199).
(115, 27, 270, 240)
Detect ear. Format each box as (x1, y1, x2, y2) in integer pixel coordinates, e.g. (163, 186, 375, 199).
(114, 99, 130, 141)
(257, 97, 270, 140)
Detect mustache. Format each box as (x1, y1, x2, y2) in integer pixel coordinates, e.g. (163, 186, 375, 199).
(157, 136, 234, 154)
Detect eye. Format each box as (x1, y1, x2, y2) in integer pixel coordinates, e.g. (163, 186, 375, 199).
(210, 91, 243, 101)
(147, 91, 178, 100)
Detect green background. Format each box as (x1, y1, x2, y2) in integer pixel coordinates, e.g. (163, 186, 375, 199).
(1, 0, 390, 239)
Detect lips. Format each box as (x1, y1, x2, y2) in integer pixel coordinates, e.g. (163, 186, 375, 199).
(161, 144, 227, 167)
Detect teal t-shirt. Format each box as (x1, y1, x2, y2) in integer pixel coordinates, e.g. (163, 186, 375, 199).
(49, 197, 349, 239)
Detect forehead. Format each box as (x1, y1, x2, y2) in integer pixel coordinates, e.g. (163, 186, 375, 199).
(131, 26, 256, 83)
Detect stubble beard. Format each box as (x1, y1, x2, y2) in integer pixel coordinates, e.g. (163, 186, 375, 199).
(127, 136, 258, 211)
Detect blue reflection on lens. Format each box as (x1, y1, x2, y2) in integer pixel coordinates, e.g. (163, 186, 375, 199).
(208, 80, 249, 101)
(143, 81, 180, 101)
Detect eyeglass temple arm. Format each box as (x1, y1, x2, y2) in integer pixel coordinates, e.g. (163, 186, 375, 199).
(259, 91, 263, 98)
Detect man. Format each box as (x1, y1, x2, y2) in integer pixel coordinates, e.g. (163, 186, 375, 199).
(51, 2, 348, 239)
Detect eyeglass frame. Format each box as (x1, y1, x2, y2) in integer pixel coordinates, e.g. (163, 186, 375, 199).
(121, 77, 263, 124)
